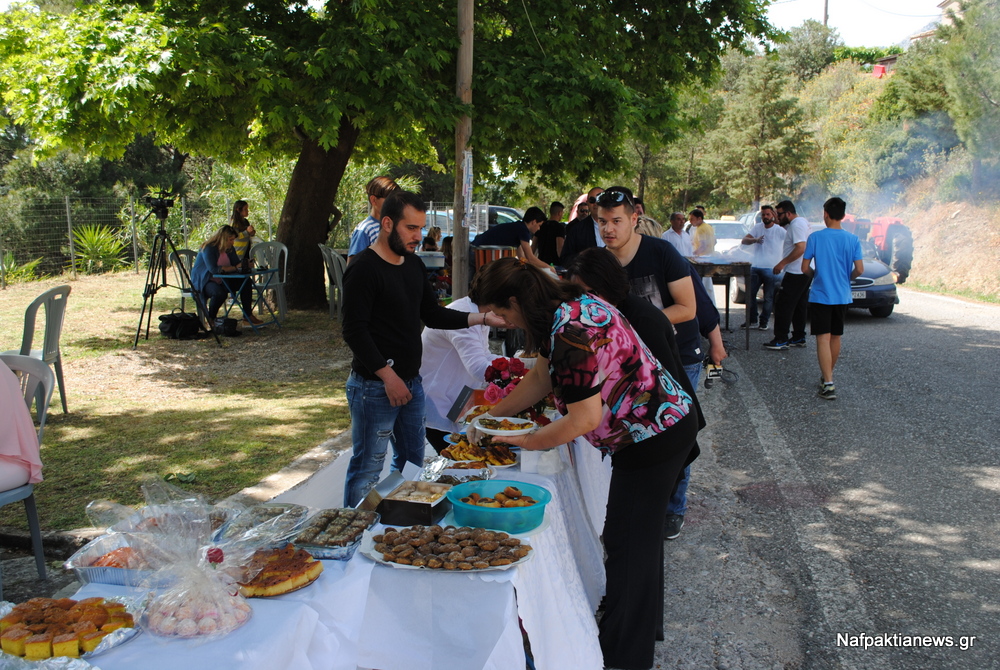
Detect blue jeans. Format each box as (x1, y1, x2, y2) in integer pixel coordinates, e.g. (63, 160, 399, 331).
(748, 267, 778, 326)
(344, 371, 426, 507)
(668, 363, 703, 516)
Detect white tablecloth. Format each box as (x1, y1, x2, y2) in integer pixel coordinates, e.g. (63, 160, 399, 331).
(68, 438, 613, 670)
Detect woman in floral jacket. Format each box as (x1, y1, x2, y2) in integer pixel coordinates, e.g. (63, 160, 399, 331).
(475, 257, 698, 670)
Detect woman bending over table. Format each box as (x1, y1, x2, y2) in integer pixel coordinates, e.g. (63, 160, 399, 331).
(471, 257, 698, 670)
(190, 225, 263, 325)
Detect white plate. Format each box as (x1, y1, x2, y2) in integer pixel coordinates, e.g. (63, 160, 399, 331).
(473, 416, 536, 436)
(358, 529, 533, 572)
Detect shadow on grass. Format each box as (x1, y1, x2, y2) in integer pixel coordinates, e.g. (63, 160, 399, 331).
(0, 396, 352, 532)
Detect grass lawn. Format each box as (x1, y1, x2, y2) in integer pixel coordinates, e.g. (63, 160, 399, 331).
(1, 270, 352, 532)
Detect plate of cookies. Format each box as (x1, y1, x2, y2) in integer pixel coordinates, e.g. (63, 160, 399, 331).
(359, 524, 533, 572)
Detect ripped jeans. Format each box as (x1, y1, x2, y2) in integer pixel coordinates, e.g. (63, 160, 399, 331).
(344, 371, 426, 507)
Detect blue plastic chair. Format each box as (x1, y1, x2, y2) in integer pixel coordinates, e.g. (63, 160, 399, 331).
(318, 244, 346, 320)
(252, 241, 289, 322)
(0, 354, 53, 598)
(2, 285, 71, 413)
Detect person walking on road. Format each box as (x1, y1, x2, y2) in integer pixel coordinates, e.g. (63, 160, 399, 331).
(802, 197, 863, 400)
(765, 200, 812, 350)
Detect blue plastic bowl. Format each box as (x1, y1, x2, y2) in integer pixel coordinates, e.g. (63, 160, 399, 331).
(446, 480, 551, 534)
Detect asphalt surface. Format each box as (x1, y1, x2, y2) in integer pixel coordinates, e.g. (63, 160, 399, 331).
(676, 286, 1000, 669)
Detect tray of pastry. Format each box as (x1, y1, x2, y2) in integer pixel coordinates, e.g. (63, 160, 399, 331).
(291, 508, 380, 560)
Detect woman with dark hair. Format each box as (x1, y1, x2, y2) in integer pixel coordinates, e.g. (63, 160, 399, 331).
(190, 225, 261, 324)
(472, 257, 698, 670)
(229, 200, 255, 268)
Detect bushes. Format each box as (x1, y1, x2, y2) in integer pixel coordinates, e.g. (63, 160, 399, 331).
(70, 224, 129, 274)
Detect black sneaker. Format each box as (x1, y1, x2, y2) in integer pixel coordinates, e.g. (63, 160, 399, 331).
(740, 322, 757, 329)
(758, 322, 769, 330)
(788, 337, 807, 347)
(818, 384, 837, 400)
(764, 338, 789, 350)
(664, 514, 684, 540)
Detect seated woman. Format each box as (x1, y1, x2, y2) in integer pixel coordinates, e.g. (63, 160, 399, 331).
(471, 257, 699, 670)
(0, 360, 43, 490)
(190, 225, 263, 325)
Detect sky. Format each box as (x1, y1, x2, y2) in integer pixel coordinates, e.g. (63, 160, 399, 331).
(767, 0, 948, 47)
(0, 0, 948, 49)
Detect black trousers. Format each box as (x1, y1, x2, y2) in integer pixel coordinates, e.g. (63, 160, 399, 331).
(599, 435, 694, 669)
(772, 272, 812, 341)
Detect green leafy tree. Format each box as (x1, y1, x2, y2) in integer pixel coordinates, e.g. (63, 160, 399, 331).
(938, 0, 1000, 193)
(0, 0, 770, 307)
(708, 57, 815, 205)
(778, 19, 843, 81)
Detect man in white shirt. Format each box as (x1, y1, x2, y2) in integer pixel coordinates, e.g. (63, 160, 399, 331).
(740, 205, 786, 330)
(765, 200, 812, 350)
(662, 212, 693, 256)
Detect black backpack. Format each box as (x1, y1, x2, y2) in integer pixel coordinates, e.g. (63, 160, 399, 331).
(158, 309, 202, 340)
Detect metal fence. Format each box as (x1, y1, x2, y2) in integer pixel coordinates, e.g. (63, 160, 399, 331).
(0, 195, 280, 288)
(0, 195, 506, 288)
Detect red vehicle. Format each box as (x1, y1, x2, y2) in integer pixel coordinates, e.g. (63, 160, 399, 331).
(842, 215, 913, 284)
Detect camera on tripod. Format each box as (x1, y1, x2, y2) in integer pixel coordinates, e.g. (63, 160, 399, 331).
(143, 191, 175, 220)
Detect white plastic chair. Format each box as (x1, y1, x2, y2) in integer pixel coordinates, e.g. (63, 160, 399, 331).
(0, 354, 53, 597)
(318, 244, 347, 320)
(2, 285, 70, 413)
(252, 241, 288, 322)
(169, 249, 198, 314)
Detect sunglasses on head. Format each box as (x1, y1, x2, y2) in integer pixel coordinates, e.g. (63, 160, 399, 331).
(595, 190, 633, 209)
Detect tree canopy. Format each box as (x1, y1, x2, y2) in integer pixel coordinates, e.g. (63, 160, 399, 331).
(0, 0, 771, 306)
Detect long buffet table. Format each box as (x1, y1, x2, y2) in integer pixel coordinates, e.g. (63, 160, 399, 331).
(72, 440, 613, 670)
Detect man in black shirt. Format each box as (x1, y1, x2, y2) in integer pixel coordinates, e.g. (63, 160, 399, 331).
(471, 206, 549, 270)
(533, 201, 566, 265)
(560, 186, 604, 265)
(342, 191, 506, 506)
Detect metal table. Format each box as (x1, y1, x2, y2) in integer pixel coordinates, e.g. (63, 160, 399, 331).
(213, 267, 282, 334)
(687, 258, 752, 350)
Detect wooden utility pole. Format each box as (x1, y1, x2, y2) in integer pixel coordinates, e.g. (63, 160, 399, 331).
(452, 0, 474, 299)
(823, 0, 829, 26)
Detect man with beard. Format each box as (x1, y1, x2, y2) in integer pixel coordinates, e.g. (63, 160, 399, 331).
(740, 205, 786, 330)
(341, 190, 506, 506)
(765, 200, 812, 350)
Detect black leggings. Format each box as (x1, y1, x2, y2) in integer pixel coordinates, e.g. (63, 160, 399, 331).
(599, 433, 695, 669)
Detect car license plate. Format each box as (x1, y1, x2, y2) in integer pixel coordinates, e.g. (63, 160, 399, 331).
(851, 291, 866, 299)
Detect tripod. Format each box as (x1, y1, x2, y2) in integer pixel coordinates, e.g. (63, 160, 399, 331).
(133, 204, 220, 348)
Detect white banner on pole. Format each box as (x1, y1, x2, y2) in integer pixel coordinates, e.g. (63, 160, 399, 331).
(462, 150, 473, 229)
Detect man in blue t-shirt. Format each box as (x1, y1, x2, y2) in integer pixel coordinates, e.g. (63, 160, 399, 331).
(802, 197, 864, 400)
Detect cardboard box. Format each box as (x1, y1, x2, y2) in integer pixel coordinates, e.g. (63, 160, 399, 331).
(358, 472, 452, 526)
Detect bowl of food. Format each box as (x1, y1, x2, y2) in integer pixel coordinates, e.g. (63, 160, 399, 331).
(446, 480, 551, 534)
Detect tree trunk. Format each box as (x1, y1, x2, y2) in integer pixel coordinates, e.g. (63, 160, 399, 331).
(276, 118, 361, 310)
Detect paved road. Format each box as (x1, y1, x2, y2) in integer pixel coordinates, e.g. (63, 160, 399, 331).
(677, 286, 999, 669)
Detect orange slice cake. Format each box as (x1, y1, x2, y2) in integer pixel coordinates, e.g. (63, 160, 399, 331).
(238, 544, 324, 597)
(0, 597, 134, 661)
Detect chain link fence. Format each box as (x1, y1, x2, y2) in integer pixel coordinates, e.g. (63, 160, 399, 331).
(0, 194, 509, 288)
(0, 195, 280, 288)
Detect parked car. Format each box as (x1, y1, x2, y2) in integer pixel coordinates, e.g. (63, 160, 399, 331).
(726, 223, 899, 317)
(706, 220, 750, 255)
(421, 205, 523, 241)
